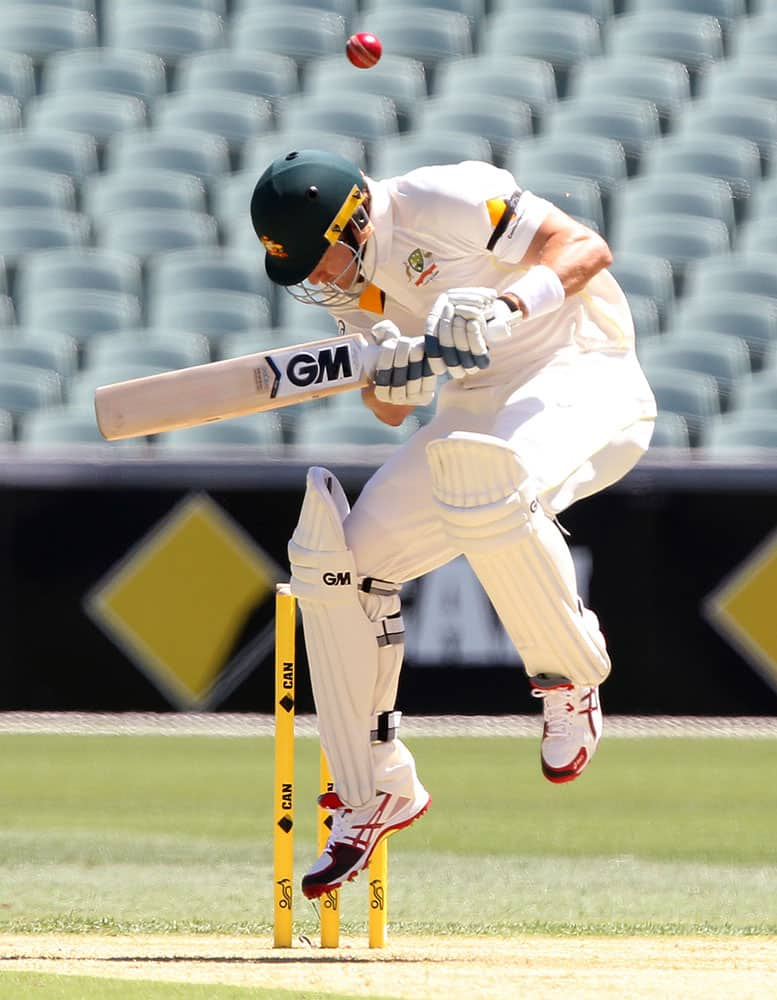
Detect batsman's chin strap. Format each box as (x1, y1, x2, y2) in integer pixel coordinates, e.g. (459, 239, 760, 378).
(371, 710, 401, 743)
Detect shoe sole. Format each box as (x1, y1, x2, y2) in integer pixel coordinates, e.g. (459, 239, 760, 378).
(541, 745, 597, 784)
(302, 794, 432, 900)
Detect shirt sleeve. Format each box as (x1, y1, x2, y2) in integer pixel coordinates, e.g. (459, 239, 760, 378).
(484, 189, 553, 264)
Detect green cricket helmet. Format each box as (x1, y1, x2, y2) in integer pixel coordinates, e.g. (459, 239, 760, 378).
(250, 149, 366, 287)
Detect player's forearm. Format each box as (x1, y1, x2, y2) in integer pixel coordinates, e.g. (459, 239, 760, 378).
(361, 383, 414, 426)
(536, 228, 612, 299)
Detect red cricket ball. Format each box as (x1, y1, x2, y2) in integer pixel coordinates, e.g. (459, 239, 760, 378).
(346, 32, 382, 69)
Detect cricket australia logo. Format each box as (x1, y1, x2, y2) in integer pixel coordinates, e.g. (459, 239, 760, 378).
(405, 248, 439, 287)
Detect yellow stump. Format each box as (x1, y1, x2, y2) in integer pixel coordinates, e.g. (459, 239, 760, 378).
(318, 749, 340, 948)
(273, 585, 296, 948)
(368, 838, 388, 948)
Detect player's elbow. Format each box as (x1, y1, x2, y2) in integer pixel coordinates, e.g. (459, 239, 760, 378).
(595, 233, 613, 271)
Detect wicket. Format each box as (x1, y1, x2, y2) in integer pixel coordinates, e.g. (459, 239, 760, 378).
(273, 584, 388, 948)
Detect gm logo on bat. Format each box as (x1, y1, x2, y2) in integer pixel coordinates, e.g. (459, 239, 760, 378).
(266, 343, 356, 398)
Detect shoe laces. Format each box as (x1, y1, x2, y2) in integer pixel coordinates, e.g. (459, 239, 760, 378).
(532, 684, 576, 737)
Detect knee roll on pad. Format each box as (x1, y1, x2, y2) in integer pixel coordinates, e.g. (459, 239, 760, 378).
(425, 432, 610, 686)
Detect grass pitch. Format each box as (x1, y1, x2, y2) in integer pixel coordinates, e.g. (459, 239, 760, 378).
(1, 729, 776, 938)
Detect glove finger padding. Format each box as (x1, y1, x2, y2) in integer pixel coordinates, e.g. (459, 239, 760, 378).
(374, 322, 436, 406)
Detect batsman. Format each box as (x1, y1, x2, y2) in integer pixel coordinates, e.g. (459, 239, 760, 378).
(251, 149, 657, 900)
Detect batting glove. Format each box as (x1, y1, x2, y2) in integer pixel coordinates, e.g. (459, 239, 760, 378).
(372, 320, 437, 406)
(425, 287, 500, 379)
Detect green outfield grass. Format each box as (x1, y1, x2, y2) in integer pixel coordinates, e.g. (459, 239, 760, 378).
(1, 732, 777, 936)
(0, 973, 394, 1000)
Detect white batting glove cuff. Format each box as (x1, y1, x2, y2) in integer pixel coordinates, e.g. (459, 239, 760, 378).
(372, 320, 436, 406)
(486, 297, 523, 343)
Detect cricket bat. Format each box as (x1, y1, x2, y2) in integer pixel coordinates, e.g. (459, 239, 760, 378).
(95, 332, 380, 441)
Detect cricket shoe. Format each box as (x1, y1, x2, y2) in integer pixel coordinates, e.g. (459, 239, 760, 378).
(531, 680, 602, 784)
(301, 785, 431, 900)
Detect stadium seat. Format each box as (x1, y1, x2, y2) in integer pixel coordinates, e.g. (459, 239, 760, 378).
(293, 408, 416, 446)
(0, 294, 16, 326)
(0, 95, 21, 132)
(241, 130, 367, 175)
(175, 50, 299, 105)
(0, 407, 14, 441)
(480, 10, 601, 96)
(0, 208, 90, 264)
(0, 361, 64, 418)
(41, 47, 167, 102)
(506, 135, 627, 202)
(0, 128, 98, 179)
(737, 224, 777, 256)
(433, 55, 556, 128)
(82, 168, 207, 216)
(0, 329, 78, 377)
(104, 6, 224, 62)
(211, 169, 267, 231)
(370, 131, 493, 178)
(152, 91, 274, 155)
(0, 258, 9, 295)
(520, 171, 605, 233)
(350, 9, 472, 76)
(21, 288, 141, 341)
(153, 413, 284, 449)
(610, 212, 729, 294)
(18, 405, 136, 447)
(0, 51, 35, 105)
(623, 0, 745, 44)
(277, 93, 400, 147)
(492, 0, 612, 20)
(608, 251, 675, 328)
(68, 362, 167, 406)
(675, 97, 777, 171)
(639, 330, 751, 409)
(101, 0, 224, 15)
(702, 410, 777, 453)
(218, 326, 303, 358)
(413, 95, 533, 166)
(541, 95, 660, 174)
(567, 56, 691, 131)
(150, 289, 272, 342)
(684, 252, 777, 303)
(86, 328, 211, 370)
(628, 295, 661, 343)
(639, 135, 761, 223)
(0, 6, 97, 60)
(15, 247, 142, 302)
(304, 54, 426, 131)
(0, 167, 76, 210)
(230, 8, 347, 65)
(669, 293, 777, 368)
(361, 0, 482, 21)
(697, 57, 777, 105)
(728, 14, 777, 59)
(275, 295, 340, 336)
(603, 13, 724, 93)
(643, 367, 720, 446)
(24, 92, 147, 144)
(730, 368, 777, 413)
(233, 0, 355, 23)
(95, 208, 219, 259)
(647, 409, 690, 449)
(106, 128, 230, 182)
(147, 247, 273, 303)
(611, 173, 735, 243)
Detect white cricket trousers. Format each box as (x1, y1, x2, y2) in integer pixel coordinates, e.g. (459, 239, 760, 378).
(343, 348, 657, 582)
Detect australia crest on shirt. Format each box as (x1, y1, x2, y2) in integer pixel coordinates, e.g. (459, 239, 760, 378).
(405, 248, 440, 287)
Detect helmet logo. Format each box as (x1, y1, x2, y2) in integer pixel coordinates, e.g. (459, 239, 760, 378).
(324, 185, 366, 245)
(260, 234, 288, 258)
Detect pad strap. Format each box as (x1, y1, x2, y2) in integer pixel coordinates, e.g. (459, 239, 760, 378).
(371, 710, 401, 743)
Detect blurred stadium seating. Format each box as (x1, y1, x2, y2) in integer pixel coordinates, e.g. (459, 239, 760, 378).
(0, 0, 771, 453)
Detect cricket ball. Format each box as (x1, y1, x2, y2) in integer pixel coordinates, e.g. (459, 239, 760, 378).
(346, 32, 382, 69)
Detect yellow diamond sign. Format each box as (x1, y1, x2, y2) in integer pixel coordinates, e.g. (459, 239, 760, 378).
(704, 528, 777, 694)
(86, 492, 283, 708)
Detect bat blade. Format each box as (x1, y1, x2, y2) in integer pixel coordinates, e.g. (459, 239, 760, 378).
(95, 333, 379, 440)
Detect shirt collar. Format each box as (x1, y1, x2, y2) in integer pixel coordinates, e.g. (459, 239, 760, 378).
(363, 176, 392, 271)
